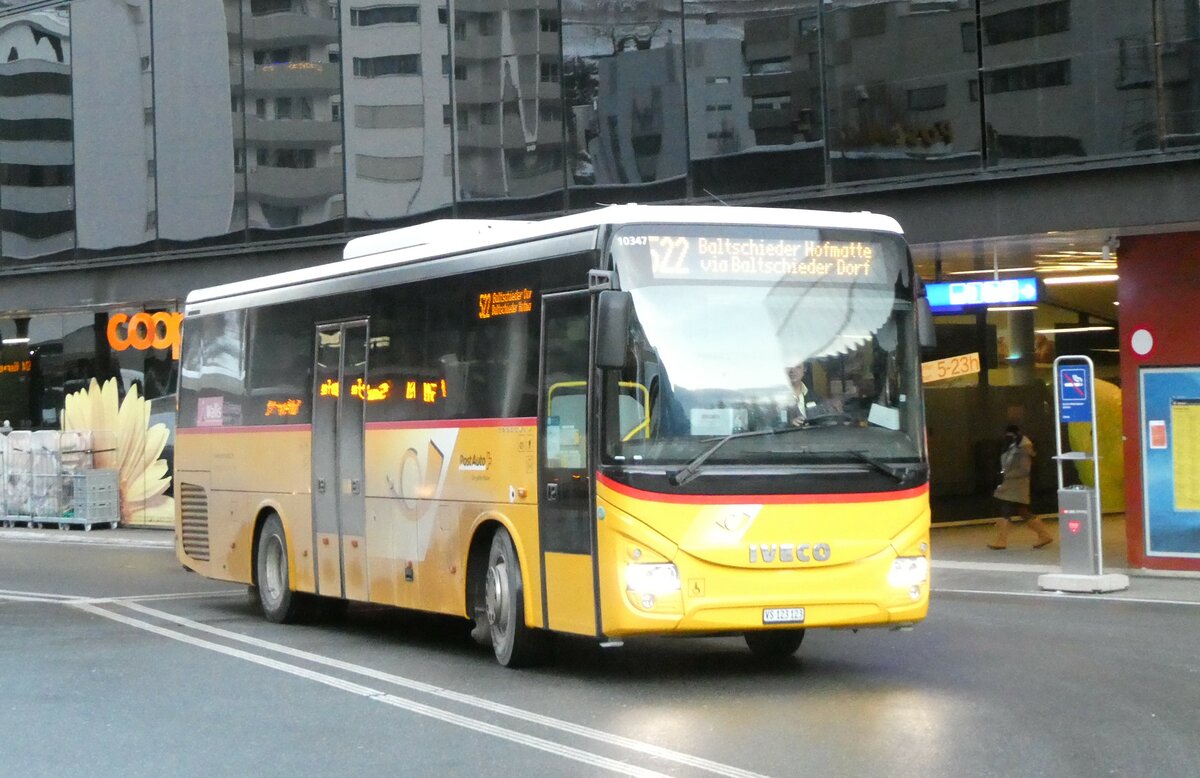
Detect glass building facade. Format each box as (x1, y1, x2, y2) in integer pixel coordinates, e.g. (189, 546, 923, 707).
(2, 0, 1200, 539)
(0, 0, 1194, 265)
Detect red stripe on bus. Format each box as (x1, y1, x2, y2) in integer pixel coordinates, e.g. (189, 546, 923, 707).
(177, 424, 312, 435)
(366, 418, 536, 430)
(596, 473, 929, 504)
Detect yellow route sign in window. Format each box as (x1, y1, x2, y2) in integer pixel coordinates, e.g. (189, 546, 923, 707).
(921, 352, 981, 384)
(1171, 400, 1200, 511)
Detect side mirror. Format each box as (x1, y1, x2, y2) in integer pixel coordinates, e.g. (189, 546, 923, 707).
(915, 278, 936, 348)
(595, 290, 632, 369)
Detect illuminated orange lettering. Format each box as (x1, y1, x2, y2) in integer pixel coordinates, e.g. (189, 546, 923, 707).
(107, 311, 184, 359)
(265, 399, 303, 417)
(320, 379, 339, 397)
(406, 381, 417, 400)
(422, 381, 438, 404)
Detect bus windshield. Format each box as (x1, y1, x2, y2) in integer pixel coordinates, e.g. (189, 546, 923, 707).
(604, 223, 925, 469)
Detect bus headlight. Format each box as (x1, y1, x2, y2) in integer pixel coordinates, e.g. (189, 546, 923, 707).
(887, 556, 929, 588)
(626, 563, 681, 596)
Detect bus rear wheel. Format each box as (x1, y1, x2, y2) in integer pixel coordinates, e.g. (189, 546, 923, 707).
(255, 514, 314, 623)
(744, 628, 805, 659)
(484, 528, 545, 667)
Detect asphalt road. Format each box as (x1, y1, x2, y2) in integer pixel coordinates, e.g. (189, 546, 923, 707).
(2, 537, 1198, 777)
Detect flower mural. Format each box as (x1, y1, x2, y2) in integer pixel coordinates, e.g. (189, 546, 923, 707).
(61, 378, 174, 526)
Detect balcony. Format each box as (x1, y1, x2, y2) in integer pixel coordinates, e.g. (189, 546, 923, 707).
(246, 164, 341, 204)
(243, 62, 341, 95)
(242, 116, 342, 146)
(241, 14, 338, 46)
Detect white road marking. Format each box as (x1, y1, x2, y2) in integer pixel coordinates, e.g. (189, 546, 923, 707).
(112, 599, 769, 778)
(0, 529, 173, 548)
(74, 601, 674, 778)
(0, 588, 78, 602)
(936, 587, 1200, 607)
(932, 560, 1058, 574)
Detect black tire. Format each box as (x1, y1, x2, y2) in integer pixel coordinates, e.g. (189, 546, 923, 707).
(483, 528, 545, 667)
(744, 628, 806, 659)
(254, 514, 315, 623)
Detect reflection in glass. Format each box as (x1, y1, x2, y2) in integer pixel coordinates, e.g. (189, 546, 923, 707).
(0, 5, 75, 262)
(685, 1, 825, 196)
(341, 0, 453, 228)
(238, 0, 344, 235)
(153, 0, 242, 244)
(1159, 0, 1200, 148)
(72, 0, 155, 255)
(563, 0, 686, 205)
(824, 0, 981, 182)
(982, 0, 1156, 164)
(454, 0, 565, 210)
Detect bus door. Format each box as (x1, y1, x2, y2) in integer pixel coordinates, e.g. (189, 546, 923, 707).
(312, 320, 369, 600)
(538, 292, 598, 636)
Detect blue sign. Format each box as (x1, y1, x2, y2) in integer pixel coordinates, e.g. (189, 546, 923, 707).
(1140, 368, 1200, 556)
(926, 277, 1039, 312)
(1058, 364, 1092, 423)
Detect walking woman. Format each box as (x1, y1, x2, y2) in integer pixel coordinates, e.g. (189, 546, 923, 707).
(988, 424, 1054, 550)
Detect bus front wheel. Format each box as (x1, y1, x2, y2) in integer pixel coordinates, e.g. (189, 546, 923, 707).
(744, 628, 805, 659)
(255, 514, 313, 623)
(484, 528, 545, 667)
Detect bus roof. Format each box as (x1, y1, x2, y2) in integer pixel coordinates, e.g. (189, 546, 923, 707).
(185, 204, 903, 308)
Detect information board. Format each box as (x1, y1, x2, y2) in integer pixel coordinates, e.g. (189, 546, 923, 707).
(1058, 363, 1093, 423)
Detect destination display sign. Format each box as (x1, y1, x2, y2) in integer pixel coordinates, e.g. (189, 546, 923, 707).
(612, 230, 895, 284)
(925, 277, 1038, 311)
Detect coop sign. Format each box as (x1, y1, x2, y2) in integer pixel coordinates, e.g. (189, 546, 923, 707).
(107, 312, 184, 360)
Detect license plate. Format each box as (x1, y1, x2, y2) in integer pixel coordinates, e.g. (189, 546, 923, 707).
(763, 607, 806, 624)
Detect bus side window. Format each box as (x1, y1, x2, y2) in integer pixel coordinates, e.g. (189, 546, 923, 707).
(546, 385, 586, 469)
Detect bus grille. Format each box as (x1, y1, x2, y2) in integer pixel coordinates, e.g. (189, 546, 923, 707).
(179, 483, 211, 562)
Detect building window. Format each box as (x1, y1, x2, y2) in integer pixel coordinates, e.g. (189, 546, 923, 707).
(355, 154, 422, 182)
(250, 0, 293, 16)
(354, 104, 423, 129)
(961, 22, 977, 52)
(350, 6, 419, 26)
(984, 59, 1070, 94)
(751, 94, 790, 111)
(540, 15, 560, 33)
(353, 54, 421, 78)
(538, 103, 561, 122)
(478, 13, 497, 36)
(457, 105, 469, 128)
(906, 84, 947, 111)
(705, 103, 733, 112)
(968, 78, 980, 103)
(454, 62, 467, 81)
(480, 104, 498, 124)
(438, 6, 447, 24)
(706, 76, 730, 85)
(747, 58, 791, 77)
(540, 62, 559, 83)
(849, 3, 886, 37)
(443, 103, 452, 126)
(454, 20, 466, 40)
(442, 54, 450, 75)
(983, 1, 1070, 46)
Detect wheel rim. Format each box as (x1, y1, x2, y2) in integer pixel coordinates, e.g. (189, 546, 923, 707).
(485, 558, 511, 645)
(263, 534, 285, 607)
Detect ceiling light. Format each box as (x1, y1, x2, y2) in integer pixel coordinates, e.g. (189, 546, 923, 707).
(1, 337, 30, 345)
(1041, 274, 1119, 285)
(1034, 326, 1115, 335)
(987, 305, 1038, 312)
(946, 266, 1037, 277)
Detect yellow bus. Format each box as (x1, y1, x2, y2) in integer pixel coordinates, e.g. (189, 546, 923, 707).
(175, 204, 933, 666)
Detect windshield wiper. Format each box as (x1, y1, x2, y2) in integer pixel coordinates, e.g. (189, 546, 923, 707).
(669, 426, 809, 486)
(847, 450, 925, 485)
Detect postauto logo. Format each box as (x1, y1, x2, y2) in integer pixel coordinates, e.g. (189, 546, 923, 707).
(107, 312, 184, 360)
